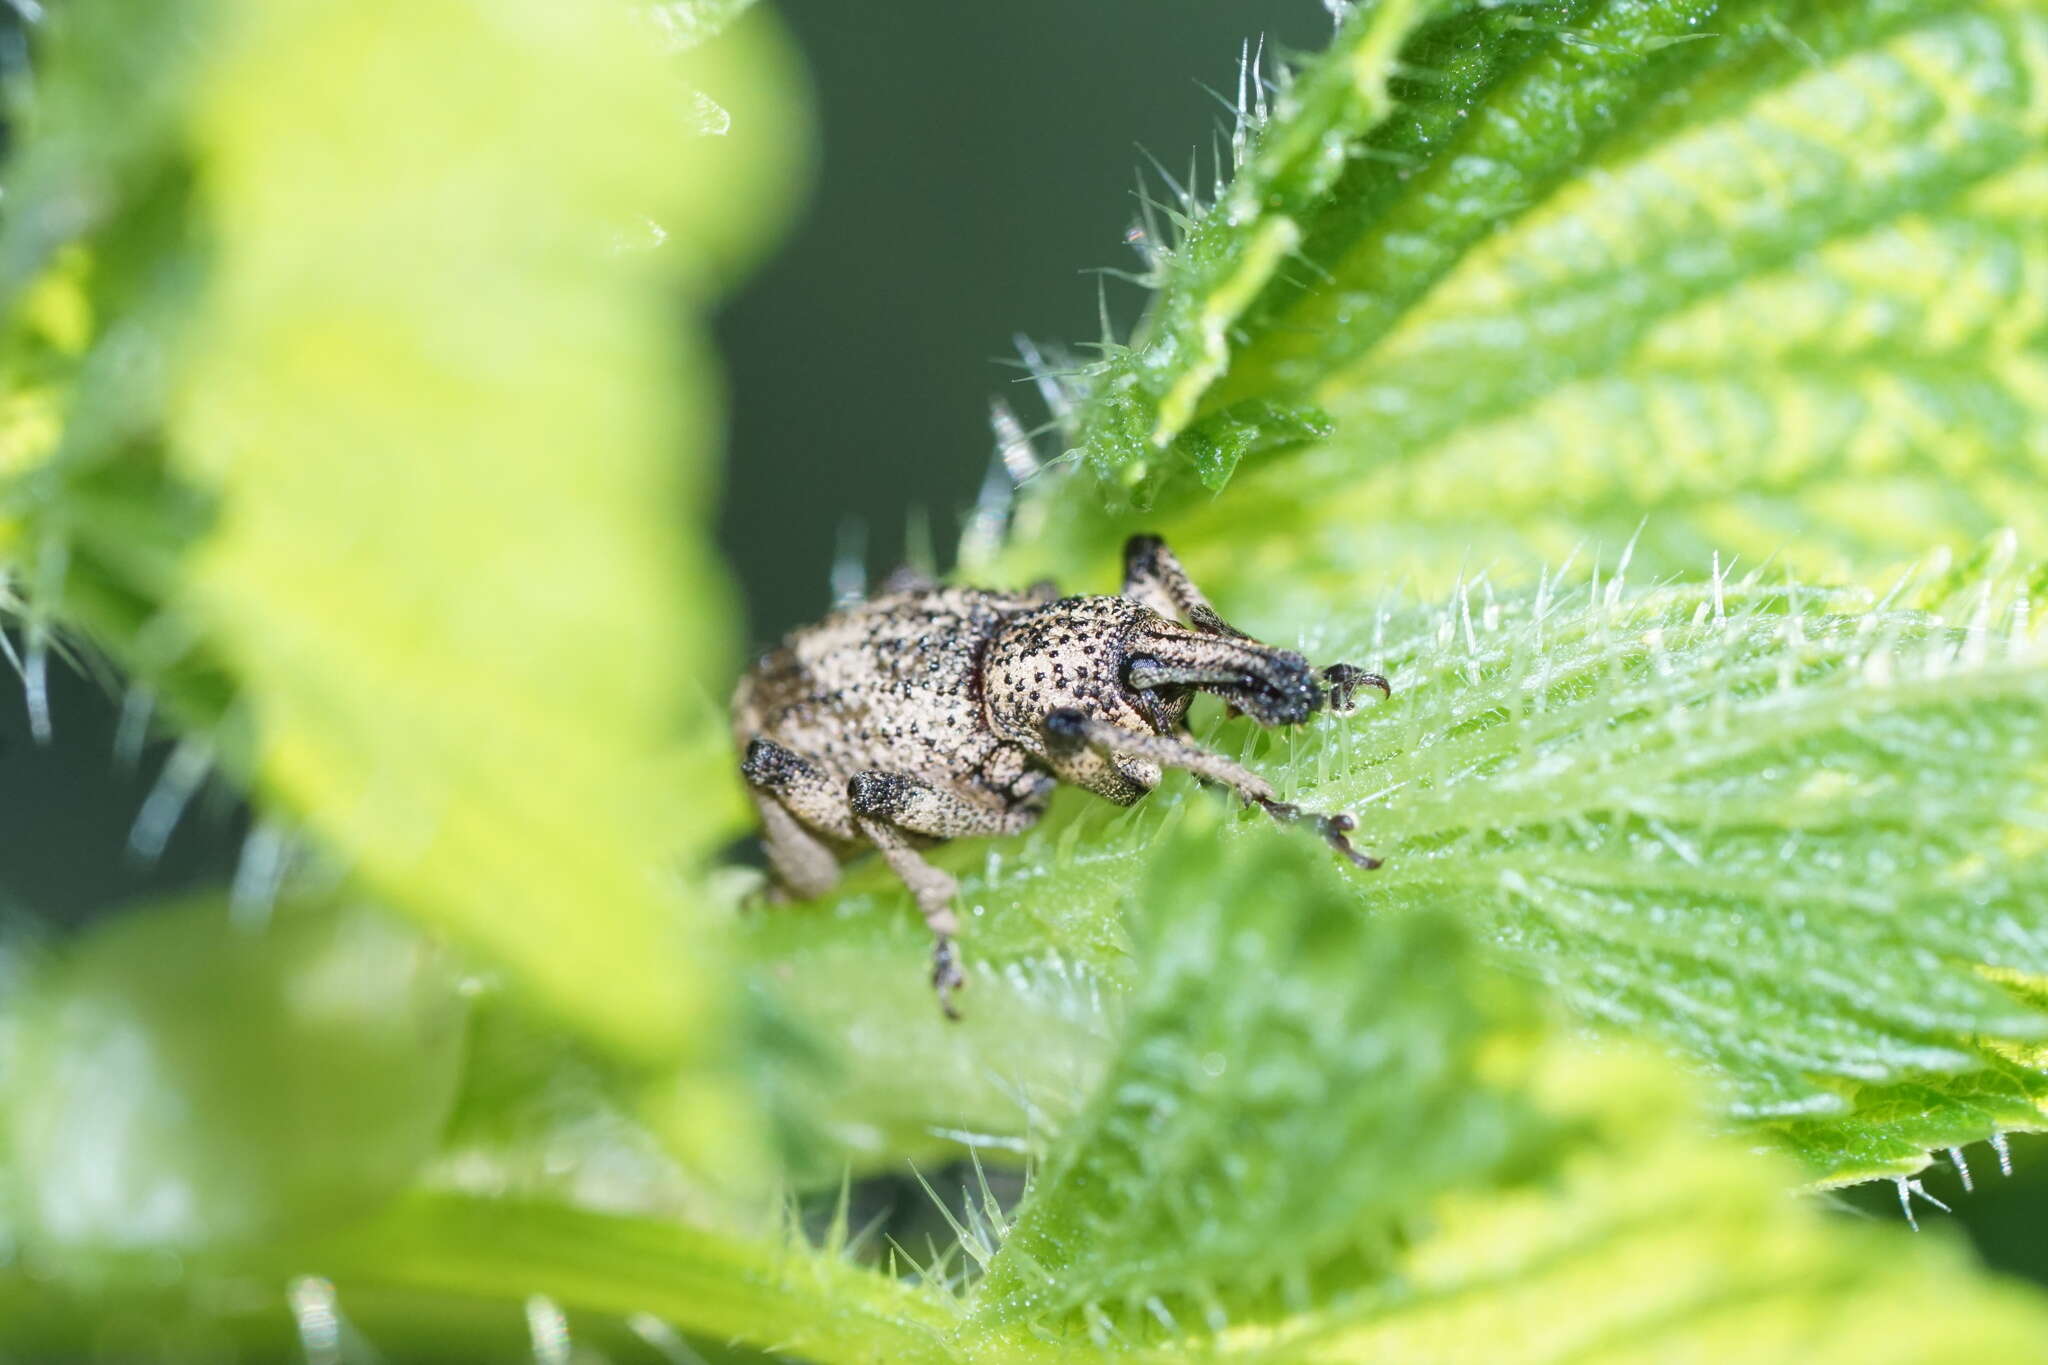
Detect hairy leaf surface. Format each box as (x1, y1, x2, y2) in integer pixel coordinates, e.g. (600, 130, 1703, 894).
(1001, 0, 2048, 605)
(760, 557, 2048, 1183)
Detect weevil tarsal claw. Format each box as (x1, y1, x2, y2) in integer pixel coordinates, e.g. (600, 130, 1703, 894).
(932, 935, 965, 1021)
(1319, 663, 1392, 714)
(1317, 811, 1383, 869)
(1255, 797, 1383, 870)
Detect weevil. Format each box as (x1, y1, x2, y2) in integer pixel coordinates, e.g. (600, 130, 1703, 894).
(732, 534, 1389, 1017)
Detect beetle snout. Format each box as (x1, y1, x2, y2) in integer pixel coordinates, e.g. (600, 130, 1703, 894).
(1124, 621, 1328, 728)
(1227, 649, 1321, 726)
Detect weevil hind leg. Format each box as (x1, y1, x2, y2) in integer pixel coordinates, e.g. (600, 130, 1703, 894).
(854, 817, 967, 1017)
(740, 737, 855, 900)
(1043, 707, 1382, 871)
(749, 792, 843, 901)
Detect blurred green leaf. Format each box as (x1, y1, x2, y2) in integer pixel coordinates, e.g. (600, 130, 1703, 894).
(172, 0, 741, 1066)
(0, 0, 213, 295)
(971, 821, 1541, 1331)
(16, 834, 2048, 1358)
(0, 0, 809, 1087)
(3, 897, 466, 1264)
(15, 833, 2047, 1362)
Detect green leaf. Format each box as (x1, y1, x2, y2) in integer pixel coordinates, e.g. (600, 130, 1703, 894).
(306, 1195, 964, 1365)
(938, 0, 2048, 1188)
(956, 829, 2048, 1360)
(1055, 0, 1460, 494)
(14, 835, 2047, 1362)
(3, 897, 466, 1264)
(0, 1193, 966, 1365)
(1006, 0, 2048, 599)
(970, 819, 1542, 1331)
(170, 0, 743, 1066)
(0, 0, 215, 296)
(0, 0, 808, 1084)
(1315, 556, 2048, 1181)
(762, 552, 2048, 1184)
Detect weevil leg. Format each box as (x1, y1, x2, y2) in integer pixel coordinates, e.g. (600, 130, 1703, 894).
(749, 793, 842, 901)
(1122, 533, 1251, 640)
(847, 771, 1044, 1019)
(848, 771, 1046, 842)
(853, 816, 968, 1016)
(1042, 708, 1381, 870)
(741, 738, 856, 898)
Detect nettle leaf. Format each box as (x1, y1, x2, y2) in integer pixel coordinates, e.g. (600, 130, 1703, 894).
(1002, 0, 2048, 602)
(15, 833, 2044, 1363)
(969, 824, 1543, 1334)
(0, 0, 805, 1083)
(3, 897, 467, 1265)
(170, 0, 747, 1068)
(758, 552, 2048, 1185)
(955, 833, 2048, 1361)
(936, 0, 2048, 1193)
(1315, 557, 2048, 1180)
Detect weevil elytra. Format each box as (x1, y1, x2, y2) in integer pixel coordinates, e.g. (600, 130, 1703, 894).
(732, 534, 1389, 1016)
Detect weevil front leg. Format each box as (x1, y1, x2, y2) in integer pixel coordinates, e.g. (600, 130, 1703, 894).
(847, 770, 1046, 1018)
(1042, 708, 1381, 869)
(1122, 533, 1251, 640)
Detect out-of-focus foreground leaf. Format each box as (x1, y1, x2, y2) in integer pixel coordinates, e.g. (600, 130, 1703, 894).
(3, 898, 467, 1261)
(0, 0, 805, 1073)
(962, 828, 2048, 1361)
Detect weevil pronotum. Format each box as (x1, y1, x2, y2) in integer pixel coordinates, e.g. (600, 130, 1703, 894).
(732, 534, 1389, 1016)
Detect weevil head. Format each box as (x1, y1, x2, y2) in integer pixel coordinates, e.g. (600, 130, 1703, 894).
(984, 596, 1324, 755)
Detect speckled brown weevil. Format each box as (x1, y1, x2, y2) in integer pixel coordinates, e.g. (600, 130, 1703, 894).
(732, 534, 1389, 1016)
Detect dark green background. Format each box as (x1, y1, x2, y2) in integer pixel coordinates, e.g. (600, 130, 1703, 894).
(4, 0, 2045, 1288)
(715, 4, 1328, 641)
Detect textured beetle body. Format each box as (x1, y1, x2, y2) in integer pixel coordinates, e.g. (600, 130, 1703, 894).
(733, 536, 1388, 1015)
(733, 585, 1058, 832)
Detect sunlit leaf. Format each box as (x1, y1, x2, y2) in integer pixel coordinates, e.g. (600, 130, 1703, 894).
(1, 0, 806, 1082)
(1000, 0, 2048, 603)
